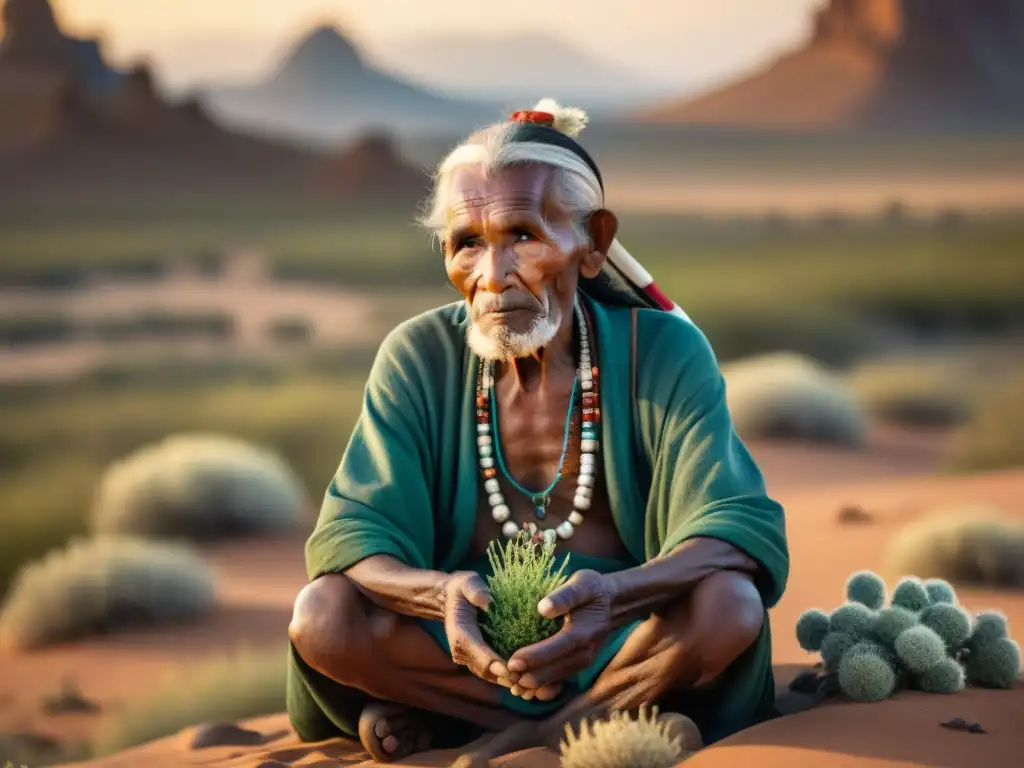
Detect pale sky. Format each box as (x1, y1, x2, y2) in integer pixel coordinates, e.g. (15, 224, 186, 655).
(52, 0, 822, 90)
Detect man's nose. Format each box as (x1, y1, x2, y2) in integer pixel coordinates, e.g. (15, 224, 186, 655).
(477, 245, 515, 293)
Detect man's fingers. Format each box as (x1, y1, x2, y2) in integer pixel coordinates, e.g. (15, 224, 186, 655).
(448, 622, 501, 680)
(508, 627, 588, 673)
(460, 575, 492, 612)
(537, 582, 579, 620)
(516, 655, 587, 690)
(535, 683, 563, 701)
(537, 570, 604, 619)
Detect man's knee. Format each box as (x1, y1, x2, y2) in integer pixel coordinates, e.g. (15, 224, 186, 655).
(659, 570, 765, 687)
(289, 573, 369, 686)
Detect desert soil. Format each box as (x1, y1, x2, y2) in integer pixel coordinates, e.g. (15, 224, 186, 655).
(1, 427, 1022, 768)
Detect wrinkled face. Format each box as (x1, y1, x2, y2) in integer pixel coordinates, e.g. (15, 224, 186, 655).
(442, 163, 594, 361)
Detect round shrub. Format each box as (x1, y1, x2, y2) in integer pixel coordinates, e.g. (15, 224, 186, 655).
(885, 511, 1024, 589)
(821, 631, 857, 672)
(894, 625, 947, 674)
(923, 578, 957, 605)
(92, 433, 308, 541)
(796, 609, 831, 652)
(721, 353, 869, 447)
(0, 537, 216, 650)
(971, 612, 1008, 646)
(838, 651, 897, 703)
(846, 571, 886, 610)
(870, 606, 919, 647)
(918, 658, 966, 695)
(919, 604, 972, 649)
(891, 577, 931, 613)
(831, 602, 875, 637)
(965, 638, 1021, 689)
(848, 639, 899, 670)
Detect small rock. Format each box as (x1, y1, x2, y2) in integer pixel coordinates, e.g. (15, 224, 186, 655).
(788, 670, 823, 694)
(837, 505, 873, 525)
(41, 679, 101, 715)
(189, 722, 267, 750)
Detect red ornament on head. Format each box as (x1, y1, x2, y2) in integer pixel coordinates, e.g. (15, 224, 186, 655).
(509, 110, 555, 126)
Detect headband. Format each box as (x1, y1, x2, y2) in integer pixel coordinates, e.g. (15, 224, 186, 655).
(503, 105, 688, 321)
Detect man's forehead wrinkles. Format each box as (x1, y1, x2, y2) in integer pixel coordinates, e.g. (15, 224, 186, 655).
(450, 192, 545, 219)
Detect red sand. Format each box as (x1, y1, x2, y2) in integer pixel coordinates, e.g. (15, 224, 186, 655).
(1, 437, 1021, 768)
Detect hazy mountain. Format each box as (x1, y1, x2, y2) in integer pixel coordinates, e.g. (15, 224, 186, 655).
(367, 33, 684, 112)
(202, 25, 499, 147)
(637, 0, 1024, 131)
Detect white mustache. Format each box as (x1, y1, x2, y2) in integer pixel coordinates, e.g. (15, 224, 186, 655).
(474, 292, 547, 314)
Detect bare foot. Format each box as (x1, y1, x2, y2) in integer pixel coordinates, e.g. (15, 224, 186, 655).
(358, 702, 432, 763)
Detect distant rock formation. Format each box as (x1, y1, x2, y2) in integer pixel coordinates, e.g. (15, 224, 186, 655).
(203, 24, 496, 147)
(0, 0, 328, 201)
(0, 0, 122, 94)
(638, 0, 1024, 131)
(0, 1, 436, 208)
(316, 131, 429, 203)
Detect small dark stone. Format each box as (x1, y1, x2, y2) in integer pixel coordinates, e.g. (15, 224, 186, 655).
(837, 505, 873, 525)
(788, 670, 823, 694)
(940, 718, 968, 731)
(40, 679, 101, 715)
(818, 674, 842, 698)
(967, 722, 988, 734)
(189, 722, 267, 750)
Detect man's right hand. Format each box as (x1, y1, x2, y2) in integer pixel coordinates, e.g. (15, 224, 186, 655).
(440, 571, 511, 686)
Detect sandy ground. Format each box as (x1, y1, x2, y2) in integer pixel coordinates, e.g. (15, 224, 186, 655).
(1, 432, 1022, 767)
(0, 264, 446, 383)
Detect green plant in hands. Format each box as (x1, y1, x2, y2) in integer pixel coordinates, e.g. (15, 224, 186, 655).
(481, 534, 570, 659)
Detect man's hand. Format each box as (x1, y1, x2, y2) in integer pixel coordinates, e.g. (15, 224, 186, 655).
(504, 570, 615, 701)
(441, 571, 511, 686)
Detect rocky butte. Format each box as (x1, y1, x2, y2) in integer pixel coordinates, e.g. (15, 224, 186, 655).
(638, 0, 1024, 131)
(0, 0, 427, 205)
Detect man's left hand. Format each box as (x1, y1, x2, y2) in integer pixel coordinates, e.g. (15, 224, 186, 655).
(504, 570, 615, 701)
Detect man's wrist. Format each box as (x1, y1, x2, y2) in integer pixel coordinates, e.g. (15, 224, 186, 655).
(605, 538, 758, 625)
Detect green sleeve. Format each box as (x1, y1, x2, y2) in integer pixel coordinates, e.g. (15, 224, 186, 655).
(304, 324, 438, 580)
(640, 316, 789, 607)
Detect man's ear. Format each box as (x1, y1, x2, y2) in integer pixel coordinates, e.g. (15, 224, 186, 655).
(580, 209, 618, 279)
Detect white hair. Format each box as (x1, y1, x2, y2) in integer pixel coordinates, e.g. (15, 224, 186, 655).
(417, 122, 604, 242)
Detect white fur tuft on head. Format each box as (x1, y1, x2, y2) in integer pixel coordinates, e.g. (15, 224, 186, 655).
(532, 98, 589, 138)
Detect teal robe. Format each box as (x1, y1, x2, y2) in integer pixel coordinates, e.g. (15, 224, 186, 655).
(287, 295, 789, 747)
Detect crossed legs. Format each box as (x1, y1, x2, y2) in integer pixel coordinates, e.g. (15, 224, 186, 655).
(289, 569, 763, 763)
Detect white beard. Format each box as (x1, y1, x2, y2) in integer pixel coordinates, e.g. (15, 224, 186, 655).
(467, 292, 563, 362)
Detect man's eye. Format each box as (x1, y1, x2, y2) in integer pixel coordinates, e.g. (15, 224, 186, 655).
(455, 236, 482, 251)
(512, 228, 535, 242)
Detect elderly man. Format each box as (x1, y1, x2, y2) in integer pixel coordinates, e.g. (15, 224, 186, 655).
(286, 100, 788, 764)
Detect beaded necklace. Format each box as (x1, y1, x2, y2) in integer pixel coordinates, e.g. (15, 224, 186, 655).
(475, 300, 601, 546)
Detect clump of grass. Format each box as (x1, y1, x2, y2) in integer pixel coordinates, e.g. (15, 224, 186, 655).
(560, 706, 688, 768)
(794, 569, 1021, 704)
(481, 535, 570, 660)
(949, 373, 1024, 472)
(0, 537, 216, 650)
(0, 314, 77, 347)
(844, 357, 978, 429)
(91, 433, 308, 542)
(92, 648, 286, 756)
(89, 310, 235, 343)
(885, 510, 1024, 589)
(722, 352, 868, 447)
(266, 316, 314, 345)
